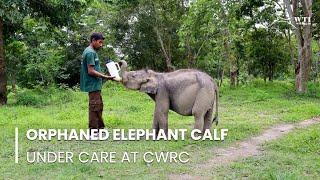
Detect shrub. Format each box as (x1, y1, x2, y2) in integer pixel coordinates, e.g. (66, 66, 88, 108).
(305, 82, 320, 98)
(251, 89, 271, 101)
(15, 89, 49, 106)
(15, 87, 73, 107)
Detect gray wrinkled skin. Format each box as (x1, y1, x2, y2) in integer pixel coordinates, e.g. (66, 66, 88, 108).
(119, 60, 219, 135)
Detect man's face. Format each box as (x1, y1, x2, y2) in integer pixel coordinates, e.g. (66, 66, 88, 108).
(92, 39, 104, 50)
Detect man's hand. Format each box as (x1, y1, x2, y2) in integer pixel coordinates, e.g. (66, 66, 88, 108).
(100, 74, 115, 80)
(88, 66, 115, 80)
(105, 75, 115, 80)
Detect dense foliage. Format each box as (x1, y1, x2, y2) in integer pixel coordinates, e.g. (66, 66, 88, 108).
(1, 0, 319, 101)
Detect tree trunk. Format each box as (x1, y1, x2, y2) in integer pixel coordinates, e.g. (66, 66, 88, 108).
(236, 57, 239, 86)
(288, 30, 296, 69)
(155, 28, 173, 71)
(270, 63, 275, 82)
(296, 28, 312, 91)
(263, 65, 267, 82)
(217, 57, 220, 85)
(187, 40, 193, 68)
(268, 63, 272, 81)
(153, 1, 174, 71)
(281, 2, 296, 70)
(314, 60, 318, 82)
(283, 0, 313, 92)
(296, 0, 312, 91)
(314, 40, 320, 82)
(12, 64, 16, 92)
(0, 17, 7, 105)
(220, 69, 224, 87)
(153, 12, 173, 71)
(284, 28, 296, 69)
(186, 35, 208, 68)
(220, 0, 235, 87)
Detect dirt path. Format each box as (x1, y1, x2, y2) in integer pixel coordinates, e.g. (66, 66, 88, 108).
(169, 117, 320, 180)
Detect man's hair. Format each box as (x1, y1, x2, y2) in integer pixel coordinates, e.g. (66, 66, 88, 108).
(90, 32, 105, 42)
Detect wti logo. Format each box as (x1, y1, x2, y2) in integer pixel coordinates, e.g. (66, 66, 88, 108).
(294, 17, 312, 26)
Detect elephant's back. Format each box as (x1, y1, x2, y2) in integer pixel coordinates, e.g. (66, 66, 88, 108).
(163, 69, 214, 88)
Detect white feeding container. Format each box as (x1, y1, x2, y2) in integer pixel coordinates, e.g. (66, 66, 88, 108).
(106, 60, 121, 81)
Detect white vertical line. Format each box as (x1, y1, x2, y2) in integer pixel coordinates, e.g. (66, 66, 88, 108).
(15, 127, 18, 163)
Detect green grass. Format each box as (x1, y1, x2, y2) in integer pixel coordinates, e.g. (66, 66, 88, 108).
(214, 124, 320, 180)
(0, 80, 319, 179)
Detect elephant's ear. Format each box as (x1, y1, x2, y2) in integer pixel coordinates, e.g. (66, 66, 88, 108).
(140, 76, 158, 94)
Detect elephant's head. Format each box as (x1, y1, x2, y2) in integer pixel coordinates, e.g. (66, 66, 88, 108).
(119, 60, 158, 94)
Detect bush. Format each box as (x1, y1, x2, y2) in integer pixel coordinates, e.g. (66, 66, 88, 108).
(15, 89, 49, 106)
(306, 82, 320, 98)
(15, 87, 73, 107)
(252, 89, 271, 101)
(283, 82, 320, 99)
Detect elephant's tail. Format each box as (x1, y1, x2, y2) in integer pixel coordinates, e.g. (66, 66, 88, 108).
(212, 85, 219, 126)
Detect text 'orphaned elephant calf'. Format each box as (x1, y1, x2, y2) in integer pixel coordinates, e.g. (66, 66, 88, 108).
(119, 60, 219, 136)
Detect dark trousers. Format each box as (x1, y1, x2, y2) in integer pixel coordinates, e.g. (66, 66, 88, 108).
(88, 91, 105, 129)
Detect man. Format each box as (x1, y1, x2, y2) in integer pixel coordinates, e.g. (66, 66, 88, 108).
(80, 32, 114, 130)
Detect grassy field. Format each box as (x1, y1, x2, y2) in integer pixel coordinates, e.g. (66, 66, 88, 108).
(216, 123, 320, 179)
(0, 80, 319, 179)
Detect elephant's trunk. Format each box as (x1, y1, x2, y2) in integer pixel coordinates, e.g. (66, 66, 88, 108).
(119, 60, 127, 77)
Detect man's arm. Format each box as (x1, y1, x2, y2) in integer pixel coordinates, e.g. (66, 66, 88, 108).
(88, 66, 114, 79)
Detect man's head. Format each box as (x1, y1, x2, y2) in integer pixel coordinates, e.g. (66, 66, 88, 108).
(90, 32, 105, 50)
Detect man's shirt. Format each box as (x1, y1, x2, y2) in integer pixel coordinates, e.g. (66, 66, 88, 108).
(80, 47, 102, 92)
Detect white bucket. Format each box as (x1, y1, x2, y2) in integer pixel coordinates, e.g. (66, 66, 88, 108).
(106, 60, 121, 81)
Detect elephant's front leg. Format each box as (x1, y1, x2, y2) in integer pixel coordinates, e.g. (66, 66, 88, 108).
(153, 96, 169, 136)
(152, 111, 160, 136)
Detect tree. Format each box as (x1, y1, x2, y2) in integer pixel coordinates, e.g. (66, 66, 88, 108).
(179, 0, 254, 87)
(247, 28, 290, 81)
(109, 0, 186, 71)
(313, 0, 320, 82)
(273, 1, 297, 70)
(313, 0, 320, 38)
(0, 17, 5, 104)
(283, 0, 313, 91)
(0, 0, 86, 105)
(178, 0, 217, 70)
(220, 0, 237, 87)
(55, 1, 118, 87)
(314, 40, 319, 82)
(5, 41, 28, 91)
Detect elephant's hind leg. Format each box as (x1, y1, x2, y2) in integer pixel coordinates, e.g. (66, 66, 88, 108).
(192, 88, 211, 133)
(193, 113, 205, 132)
(203, 108, 213, 132)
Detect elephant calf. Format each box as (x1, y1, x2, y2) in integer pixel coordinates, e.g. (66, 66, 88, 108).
(119, 60, 218, 135)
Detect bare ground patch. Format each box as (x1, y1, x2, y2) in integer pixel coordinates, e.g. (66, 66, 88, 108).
(169, 117, 320, 179)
